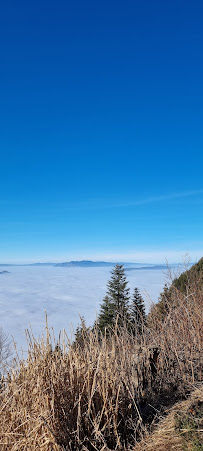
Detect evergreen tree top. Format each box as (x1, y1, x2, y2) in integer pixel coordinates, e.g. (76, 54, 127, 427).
(107, 264, 130, 304)
(97, 264, 130, 333)
(130, 288, 146, 323)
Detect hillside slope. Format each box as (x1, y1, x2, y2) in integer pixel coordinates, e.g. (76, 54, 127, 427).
(134, 389, 203, 451)
(149, 257, 203, 320)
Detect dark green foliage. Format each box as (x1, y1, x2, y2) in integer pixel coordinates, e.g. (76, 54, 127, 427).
(173, 257, 203, 294)
(151, 257, 203, 321)
(130, 287, 146, 334)
(97, 295, 114, 333)
(107, 264, 130, 314)
(98, 264, 130, 332)
(154, 283, 171, 319)
(73, 316, 91, 349)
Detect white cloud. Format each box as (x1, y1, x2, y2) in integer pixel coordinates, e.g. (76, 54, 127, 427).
(0, 266, 170, 351)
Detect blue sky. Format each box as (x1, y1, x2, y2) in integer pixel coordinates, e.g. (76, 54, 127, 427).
(0, 0, 203, 263)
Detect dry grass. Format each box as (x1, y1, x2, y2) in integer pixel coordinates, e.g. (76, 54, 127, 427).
(133, 388, 203, 451)
(0, 279, 202, 450)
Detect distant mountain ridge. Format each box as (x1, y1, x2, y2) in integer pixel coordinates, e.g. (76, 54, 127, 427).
(54, 261, 115, 267)
(125, 264, 168, 271)
(0, 260, 181, 269)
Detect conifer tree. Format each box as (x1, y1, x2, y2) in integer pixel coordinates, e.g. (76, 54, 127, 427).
(98, 264, 130, 332)
(130, 287, 146, 334)
(73, 316, 90, 349)
(97, 295, 114, 333)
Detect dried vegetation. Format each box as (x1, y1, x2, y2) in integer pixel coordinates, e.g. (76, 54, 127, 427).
(0, 263, 202, 450)
(134, 388, 203, 451)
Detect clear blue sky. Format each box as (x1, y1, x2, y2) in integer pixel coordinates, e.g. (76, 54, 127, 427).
(0, 0, 203, 263)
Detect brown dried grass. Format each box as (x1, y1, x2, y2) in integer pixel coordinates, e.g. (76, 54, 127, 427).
(133, 388, 203, 451)
(0, 281, 202, 450)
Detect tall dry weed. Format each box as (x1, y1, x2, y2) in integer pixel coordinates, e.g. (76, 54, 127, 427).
(0, 281, 202, 450)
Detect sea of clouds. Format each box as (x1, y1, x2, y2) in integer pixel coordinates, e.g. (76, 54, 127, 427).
(0, 265, 177, 352)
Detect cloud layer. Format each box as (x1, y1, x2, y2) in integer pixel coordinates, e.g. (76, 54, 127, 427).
(0, 265, 174, 351)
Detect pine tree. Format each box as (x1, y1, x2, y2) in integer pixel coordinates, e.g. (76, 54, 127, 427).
(130, 287, 146, 334)
(97, 295, 114, 333)
(107, 264, 130, 316)
(73, 316, 90, 349)
(98, 264, 130, 332)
